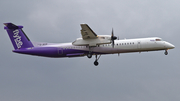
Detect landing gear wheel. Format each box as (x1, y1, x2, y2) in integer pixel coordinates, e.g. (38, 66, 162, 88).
(94, 61, 99, 66)
(164, 50, 168, 55)
(93, 55, 101, 66)
(87, 53, 92, 58)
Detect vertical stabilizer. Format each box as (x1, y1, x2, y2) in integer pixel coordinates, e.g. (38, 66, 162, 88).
(4, 23, 34, 49)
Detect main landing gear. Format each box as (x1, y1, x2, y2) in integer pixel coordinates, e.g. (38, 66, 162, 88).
(86, 46, 101, 66)
(87, 52, 92, 58)
(87, 53, 101, 66)
(94, 54, 101, 66)
(164, 50, 168, 55)
(87, 46, 93, 58)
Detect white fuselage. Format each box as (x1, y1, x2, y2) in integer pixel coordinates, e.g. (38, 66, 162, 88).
(48, 37, 174, 56)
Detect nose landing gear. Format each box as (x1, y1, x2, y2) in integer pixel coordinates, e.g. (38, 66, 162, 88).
(164, 50, 168, 55)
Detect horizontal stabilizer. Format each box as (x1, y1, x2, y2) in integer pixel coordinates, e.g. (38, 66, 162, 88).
(4, 23, 23, 29)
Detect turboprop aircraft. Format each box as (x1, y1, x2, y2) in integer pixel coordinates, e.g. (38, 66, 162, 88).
(4, 23, 175, 66)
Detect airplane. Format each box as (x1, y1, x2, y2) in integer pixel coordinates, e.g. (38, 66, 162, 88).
(4, 23, 175, 66)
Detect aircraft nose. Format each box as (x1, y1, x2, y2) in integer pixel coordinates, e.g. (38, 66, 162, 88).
(165, 42, 175, 49)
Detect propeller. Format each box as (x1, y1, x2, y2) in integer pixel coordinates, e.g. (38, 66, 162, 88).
(111, 28, 117, 48)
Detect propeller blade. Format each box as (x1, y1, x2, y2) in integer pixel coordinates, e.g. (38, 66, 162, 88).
(111, 28, 114, 36)
(112, 40, 114, 48)
(111, 28, 117, 48)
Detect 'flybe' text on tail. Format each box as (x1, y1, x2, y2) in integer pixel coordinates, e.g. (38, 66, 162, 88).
(4, 23, 34, 49)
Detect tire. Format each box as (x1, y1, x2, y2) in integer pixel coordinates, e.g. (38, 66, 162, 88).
(87, 53, 92, 58)
(164, 51, 168, 55)
(94, 61, 99, 66)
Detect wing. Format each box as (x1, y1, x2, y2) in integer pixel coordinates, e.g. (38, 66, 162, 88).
(80, 24, 97, 39)
(73, 24, 111, 46)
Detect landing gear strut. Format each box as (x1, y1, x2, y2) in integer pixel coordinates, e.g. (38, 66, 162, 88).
(87, 46, 92, 58)
(94, 54, 101, 66)
(164, 50, 168, 55)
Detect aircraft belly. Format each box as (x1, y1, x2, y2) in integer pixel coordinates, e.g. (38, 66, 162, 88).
(91, 47, 135, 54)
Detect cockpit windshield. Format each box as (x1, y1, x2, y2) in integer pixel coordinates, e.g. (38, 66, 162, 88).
(155, 38, 163, 41)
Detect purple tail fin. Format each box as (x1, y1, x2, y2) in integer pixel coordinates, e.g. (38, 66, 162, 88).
(4, 23, 34, 49)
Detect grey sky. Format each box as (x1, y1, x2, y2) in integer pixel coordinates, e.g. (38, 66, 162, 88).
(0, 0, 179, 101)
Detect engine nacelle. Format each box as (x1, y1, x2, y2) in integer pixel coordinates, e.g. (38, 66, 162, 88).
(72, 35, 111, 46)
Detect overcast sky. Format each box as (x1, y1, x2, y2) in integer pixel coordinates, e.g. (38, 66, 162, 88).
(0, 0, 179, 101)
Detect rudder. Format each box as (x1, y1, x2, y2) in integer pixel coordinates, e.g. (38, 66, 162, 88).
(4, 23, 34, 49)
